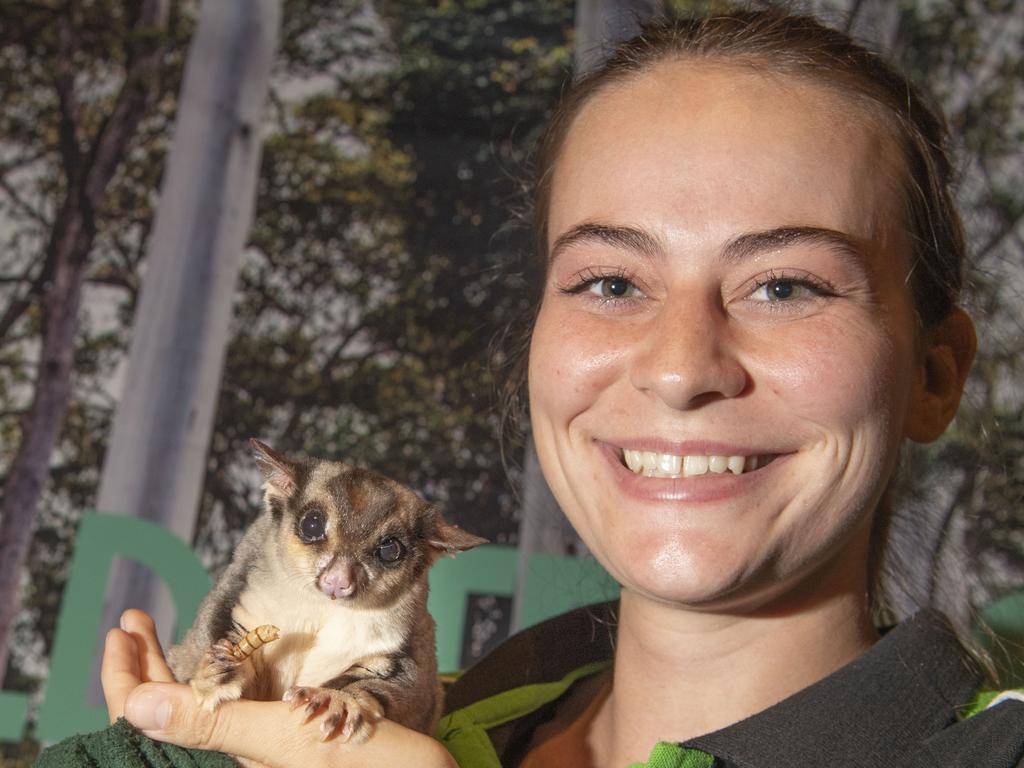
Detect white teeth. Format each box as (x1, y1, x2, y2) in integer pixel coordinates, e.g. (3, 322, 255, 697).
(641, 451, 657, 476)
(659, 453, 682, 475)
(624, 449, 643, 472)
(622, 449, 762, 479)
(683, 455, 709, 476)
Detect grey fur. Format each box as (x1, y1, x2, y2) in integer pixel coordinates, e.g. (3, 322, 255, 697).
(166, 513, 271, 680)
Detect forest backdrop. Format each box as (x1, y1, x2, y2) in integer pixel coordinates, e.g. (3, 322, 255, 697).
(0, 0, 1021, 763)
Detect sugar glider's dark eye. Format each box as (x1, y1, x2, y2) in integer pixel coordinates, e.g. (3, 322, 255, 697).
(375, 537, 404, 564)
(297, 508, 326, 543)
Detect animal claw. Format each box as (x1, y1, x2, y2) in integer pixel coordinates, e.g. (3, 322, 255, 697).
(304, 694, 326, 717)
(283, 685, 309, 711)
(283, 686, 380, 743)
(320, 713, 343, 741)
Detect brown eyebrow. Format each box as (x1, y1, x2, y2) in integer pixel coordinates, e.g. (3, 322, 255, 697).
(549, 222, 868, 268)
(722, 226, 868, 267)
(549, 223, 662, 263)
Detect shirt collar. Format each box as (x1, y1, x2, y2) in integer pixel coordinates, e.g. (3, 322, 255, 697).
(684, 609, 979, 767)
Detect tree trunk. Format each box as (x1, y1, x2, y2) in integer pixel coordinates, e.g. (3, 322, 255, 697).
(89, 0, 281, 705)
(0, 0, 169, 686)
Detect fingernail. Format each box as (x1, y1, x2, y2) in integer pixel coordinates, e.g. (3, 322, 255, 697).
(119, 612, 128, 631)
(125, 688, 172, 732)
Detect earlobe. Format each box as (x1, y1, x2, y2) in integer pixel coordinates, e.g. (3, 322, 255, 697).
(905, 307, 977, 443)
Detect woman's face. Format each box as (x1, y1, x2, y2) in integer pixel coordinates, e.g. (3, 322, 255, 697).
(528, 62, 927, 611)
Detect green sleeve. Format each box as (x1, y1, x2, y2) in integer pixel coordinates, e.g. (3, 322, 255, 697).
(34, 718, 238, 768)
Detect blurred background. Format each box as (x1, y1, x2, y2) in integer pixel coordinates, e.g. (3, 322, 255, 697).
(0, 0, 1021, 763)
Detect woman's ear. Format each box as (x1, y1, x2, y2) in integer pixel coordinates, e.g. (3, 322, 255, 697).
(905, 307, 977, 443)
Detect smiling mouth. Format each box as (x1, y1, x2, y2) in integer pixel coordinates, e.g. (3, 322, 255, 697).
(621, 449, 778, 478)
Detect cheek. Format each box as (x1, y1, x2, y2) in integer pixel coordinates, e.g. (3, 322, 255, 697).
(280, 531, 321, 577)
(757, 316, 912, 431)
(527, 301, 628, 424)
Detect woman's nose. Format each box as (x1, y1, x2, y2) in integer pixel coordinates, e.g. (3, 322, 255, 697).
(628, 299, 748, 410)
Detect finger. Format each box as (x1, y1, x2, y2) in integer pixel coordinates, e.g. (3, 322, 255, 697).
(120, 609, 176, 683)
(101, 627, 142, 723)
(124, 684, 456, 768)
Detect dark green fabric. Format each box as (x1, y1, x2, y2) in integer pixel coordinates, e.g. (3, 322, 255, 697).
(33, 718, 237, 768)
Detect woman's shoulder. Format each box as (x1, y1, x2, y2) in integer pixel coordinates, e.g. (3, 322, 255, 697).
(438, 602, 616, 768)
(443, 600, 616, 714)
(682, 609, 1024, 768)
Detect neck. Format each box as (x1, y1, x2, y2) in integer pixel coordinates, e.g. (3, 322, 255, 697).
(588, 565, 878, 767)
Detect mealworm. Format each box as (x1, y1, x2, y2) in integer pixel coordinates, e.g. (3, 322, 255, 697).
(230, 624, 280, 661)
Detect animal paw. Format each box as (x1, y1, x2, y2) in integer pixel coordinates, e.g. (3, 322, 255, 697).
(190, 639, 245, 711)
(283, 685, 385, 743)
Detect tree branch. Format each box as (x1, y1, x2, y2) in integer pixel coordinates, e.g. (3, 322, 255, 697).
(85, 273, 137, 293)
(0, 251, 58, 341)
(0, 148, 52, 178)
(82, 0, 170, 214)
(54, 8, 82, 176)
(0, 174, 50, 228)
(973, 212, 1024, 264)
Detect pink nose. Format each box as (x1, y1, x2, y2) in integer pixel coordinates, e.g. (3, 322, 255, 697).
(318, 563, 356, 599)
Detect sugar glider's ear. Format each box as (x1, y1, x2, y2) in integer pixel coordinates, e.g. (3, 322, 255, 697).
(251, 438, 299, 499)
(425, 509, 488, 558)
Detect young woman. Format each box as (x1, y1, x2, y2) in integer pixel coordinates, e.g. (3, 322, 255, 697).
(92, 6, 1023, 768)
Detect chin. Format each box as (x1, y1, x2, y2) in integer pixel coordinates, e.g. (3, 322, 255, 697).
(601, 533, 761, 609)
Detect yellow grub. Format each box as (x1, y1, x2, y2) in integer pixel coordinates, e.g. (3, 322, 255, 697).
(230, 624, 280, 661)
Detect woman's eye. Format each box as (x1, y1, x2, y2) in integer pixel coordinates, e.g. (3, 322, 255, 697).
(588, 276, 640, 299)
(297, 509, 327, 543)
(750, 278, 817, 302)
(375, 537, 404, 564)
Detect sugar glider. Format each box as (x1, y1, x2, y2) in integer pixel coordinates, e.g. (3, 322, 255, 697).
(167, 439, 487, 743)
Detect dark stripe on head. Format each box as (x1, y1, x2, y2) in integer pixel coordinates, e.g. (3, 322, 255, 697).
(269, 497, 285, 523)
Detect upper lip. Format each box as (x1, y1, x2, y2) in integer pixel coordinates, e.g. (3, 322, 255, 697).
(603, 438, 780, 456)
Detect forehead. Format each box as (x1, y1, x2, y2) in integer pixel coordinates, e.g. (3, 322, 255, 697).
(548, 61, 906, 257)
(301, 462, 417, 527)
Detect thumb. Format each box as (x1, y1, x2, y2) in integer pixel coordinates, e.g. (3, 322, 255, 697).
(124, 682, 458, 768)
(124, 682, 282, 763)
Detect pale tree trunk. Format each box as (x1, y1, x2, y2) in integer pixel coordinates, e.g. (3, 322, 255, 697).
(842, 0, 904, 58)
(88, 0, 281, 705)
(0, 0, 170, 686)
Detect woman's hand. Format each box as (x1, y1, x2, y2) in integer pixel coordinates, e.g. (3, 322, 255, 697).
(101, 610, 457, 768)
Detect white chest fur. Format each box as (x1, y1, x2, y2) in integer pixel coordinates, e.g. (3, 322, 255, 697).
(231, 573, 407, 700)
